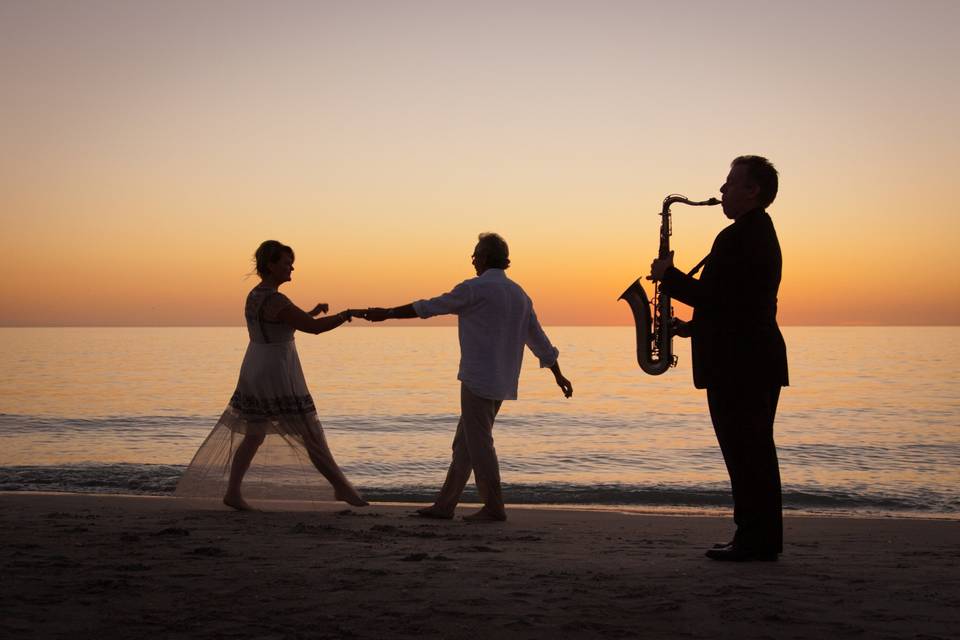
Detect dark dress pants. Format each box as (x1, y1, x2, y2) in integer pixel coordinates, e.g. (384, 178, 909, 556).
(707, 384, 783, 553)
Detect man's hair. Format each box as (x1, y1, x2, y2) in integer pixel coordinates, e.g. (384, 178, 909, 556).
(476, 232, 510, 269)
(732, 155, 779, 209)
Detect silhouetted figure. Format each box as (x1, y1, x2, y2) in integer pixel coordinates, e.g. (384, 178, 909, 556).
(176, 240, 368, 510)
(650, 156, 788, 561)
(360, 233, 573, 522)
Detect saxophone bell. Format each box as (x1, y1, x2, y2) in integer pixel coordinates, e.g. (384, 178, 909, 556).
(619, 278, 672, 375)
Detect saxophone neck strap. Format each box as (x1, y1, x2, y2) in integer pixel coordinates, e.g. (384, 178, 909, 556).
(687, 253, 710, 277)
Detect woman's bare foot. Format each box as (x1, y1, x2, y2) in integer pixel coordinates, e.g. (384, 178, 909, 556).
(223, 494, 257, 511)
(335, 488, 369, 507)
(414, 505, 454, 520)
(463, 506, 507, 523)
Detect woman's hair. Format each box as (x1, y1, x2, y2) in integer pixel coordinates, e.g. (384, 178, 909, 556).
(476, 232, 510, 269)
(254, 240, 294, 278)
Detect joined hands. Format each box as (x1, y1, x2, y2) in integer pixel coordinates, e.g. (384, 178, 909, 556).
(309, 308, 395, 322)
(343, 308, 392, 322)
(308, 304, 369, 323)
(355, 307, 390, 322)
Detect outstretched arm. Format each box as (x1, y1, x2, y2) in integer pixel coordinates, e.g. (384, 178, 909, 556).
(359, 304, 418, 322)
(360, 281, 474, 322)
(278, 305, 353, 334)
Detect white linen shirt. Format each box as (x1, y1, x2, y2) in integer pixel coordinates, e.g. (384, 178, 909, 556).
(412, 269, 559, 401)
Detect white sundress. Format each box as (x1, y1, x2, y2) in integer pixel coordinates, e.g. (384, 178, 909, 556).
(175, 286, 350, 503)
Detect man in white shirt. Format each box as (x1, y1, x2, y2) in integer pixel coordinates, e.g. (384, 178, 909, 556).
(360, 233, 573, 522)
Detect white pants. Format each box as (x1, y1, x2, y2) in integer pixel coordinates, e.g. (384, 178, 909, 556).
(433, 384, 504, 512)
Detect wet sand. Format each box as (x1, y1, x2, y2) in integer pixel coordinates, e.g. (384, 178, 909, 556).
(1, 492, 958, 639)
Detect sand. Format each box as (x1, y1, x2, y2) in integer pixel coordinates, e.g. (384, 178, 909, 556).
(1, 493, 958, 639)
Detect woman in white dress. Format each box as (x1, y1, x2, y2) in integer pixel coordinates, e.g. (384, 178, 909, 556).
(176, 240, 367, 510)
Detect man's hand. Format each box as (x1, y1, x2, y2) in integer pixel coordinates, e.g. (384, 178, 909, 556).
(342, 309, 368, 320)
(671, 318, 692, 339)
(308, 303, 329, 317)
(647, 250, 674, 282)
(549, 362, 573, 398)
(555, 374, 573, 398)
(360, 307, 391, 322)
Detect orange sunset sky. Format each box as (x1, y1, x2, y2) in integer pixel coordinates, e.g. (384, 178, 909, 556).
(2, 1, 958, 327)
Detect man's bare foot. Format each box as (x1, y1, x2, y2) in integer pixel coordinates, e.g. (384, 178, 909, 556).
(223, 494, 257, 511)
(335, 488, 369, 507)
(414, 506, 454, 520)
(463, 507, 507, 523)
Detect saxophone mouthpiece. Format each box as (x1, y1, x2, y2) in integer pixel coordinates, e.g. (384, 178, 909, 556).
(707, 197, 720, 205)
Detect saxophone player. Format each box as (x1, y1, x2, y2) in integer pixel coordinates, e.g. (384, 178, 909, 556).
(649, 156, 789, 561)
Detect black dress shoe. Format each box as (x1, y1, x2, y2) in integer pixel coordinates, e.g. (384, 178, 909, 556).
(705, 545, 778, 562)
(712, 540, 735, 549)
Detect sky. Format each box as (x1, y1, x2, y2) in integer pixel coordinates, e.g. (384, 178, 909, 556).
(1, 0, 958, 326)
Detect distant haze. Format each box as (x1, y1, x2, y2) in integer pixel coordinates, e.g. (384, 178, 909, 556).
(2, 1, 958, 326)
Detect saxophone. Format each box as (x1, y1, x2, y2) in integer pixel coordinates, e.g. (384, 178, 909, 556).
(619, 194, 720, 375)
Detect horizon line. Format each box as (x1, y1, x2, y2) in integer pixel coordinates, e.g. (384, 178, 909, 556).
(1, 324, 958, 329)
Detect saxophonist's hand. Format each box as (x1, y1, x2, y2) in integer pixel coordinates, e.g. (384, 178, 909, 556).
(671, 318, 692, 339)
(647, 250, 674, 281)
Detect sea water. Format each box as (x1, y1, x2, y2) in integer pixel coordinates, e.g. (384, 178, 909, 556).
(1, 326, 957, 516)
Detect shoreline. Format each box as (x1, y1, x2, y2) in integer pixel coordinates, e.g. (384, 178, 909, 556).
(3, 492, 958, 638)
(4, 490, 958, 522)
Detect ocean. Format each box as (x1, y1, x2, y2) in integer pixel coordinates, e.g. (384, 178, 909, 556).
(1, 326, 957, 517)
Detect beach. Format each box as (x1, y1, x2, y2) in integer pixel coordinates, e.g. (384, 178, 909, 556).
(2, 493, 957, 639)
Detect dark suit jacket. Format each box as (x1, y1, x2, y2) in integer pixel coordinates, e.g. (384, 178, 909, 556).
(661, 208, 788, 390)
